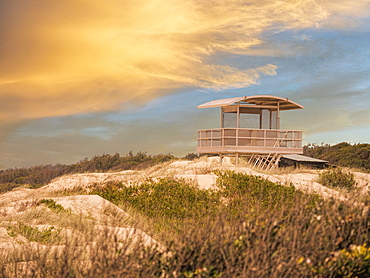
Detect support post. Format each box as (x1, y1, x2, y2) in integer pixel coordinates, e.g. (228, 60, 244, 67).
(269, 110, 272, 129)
(236, 153, 239, 167)
(236, 102, 240, 128)
(219, 154, 223, 166)
(259, 109, 262, 129)
(236, 102, 240, 146)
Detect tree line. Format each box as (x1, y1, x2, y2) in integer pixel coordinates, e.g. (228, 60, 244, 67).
(0, 152, 175, 192)
(303, 142, 370, 171)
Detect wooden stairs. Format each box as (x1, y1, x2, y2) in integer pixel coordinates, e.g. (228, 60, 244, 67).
(248, 153, 282, 170)
(247, 131, 288, 170)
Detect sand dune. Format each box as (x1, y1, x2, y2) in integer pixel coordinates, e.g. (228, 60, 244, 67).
(1, 157, 369, 257)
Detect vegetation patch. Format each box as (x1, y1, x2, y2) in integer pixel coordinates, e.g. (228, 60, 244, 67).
(216, 170, 300, 204)
(6, 223, 60, 244)
(0, 183, 20, 193)
(90, 178, 221, 232)
(38, 199, 68, 213)
(298, 243, 370, 277)
(91, 171, 321, 232)
(318, 168, 357, 190)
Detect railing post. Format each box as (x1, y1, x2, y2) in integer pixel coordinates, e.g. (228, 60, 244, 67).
(222, 129, 224, 146)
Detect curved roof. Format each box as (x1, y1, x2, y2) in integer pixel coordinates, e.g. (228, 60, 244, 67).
(197, 95, 304, 110)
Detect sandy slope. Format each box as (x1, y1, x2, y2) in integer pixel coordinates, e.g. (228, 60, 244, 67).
(51, 195, 130, 219)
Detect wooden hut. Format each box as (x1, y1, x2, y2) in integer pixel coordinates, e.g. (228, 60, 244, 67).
(279, 154, 328, 169)
(196, 95, 304, 169)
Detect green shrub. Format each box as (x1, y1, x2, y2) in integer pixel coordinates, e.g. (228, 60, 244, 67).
(215, 170, 296, 200)
(299, 243, 370, 277)
(90, 178, 221, 232)
(318, 168, 357, 189)
(39, 199, 68, 213)
(215, 170, 319, 212)
(6, 223, 60, 244)
(0, 183, 19, 193)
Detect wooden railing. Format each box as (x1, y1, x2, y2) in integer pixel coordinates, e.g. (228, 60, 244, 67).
(197, 128, 303, 154)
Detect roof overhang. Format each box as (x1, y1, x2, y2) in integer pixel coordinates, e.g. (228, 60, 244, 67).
(197, 95, 304, 111)
(282, 154, 328, 163)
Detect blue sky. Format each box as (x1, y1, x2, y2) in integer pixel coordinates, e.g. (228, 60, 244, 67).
(0, 0, 369, 169)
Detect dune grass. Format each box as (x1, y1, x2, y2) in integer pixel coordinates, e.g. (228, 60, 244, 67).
(318, 167, 357, 190)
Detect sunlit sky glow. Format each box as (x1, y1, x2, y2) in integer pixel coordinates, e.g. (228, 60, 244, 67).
(0, 0, 369, 169)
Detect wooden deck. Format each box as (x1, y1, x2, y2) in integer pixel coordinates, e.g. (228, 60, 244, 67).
(197, 128, 303, 155)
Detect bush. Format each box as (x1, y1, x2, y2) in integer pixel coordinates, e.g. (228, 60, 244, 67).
(215, 170, 319, 212)
(318, 168, 357, 189)
(91, 178, 221, 233)
(299, 243, 370, 277)
(0, 183, 19, 193)
(39, 199, 68, 213)
(182, 153, 208, 160)
(6, 223, 60, 244)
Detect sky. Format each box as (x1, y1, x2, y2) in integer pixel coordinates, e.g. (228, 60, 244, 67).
(0, 0, 370, 169)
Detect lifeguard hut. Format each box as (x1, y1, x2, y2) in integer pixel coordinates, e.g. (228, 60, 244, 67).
(196, 95, 304, 169)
